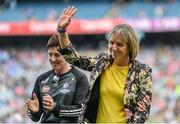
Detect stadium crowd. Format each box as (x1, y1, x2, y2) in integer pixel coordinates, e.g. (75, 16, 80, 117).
(0, 46, 49, 122)
(0, 42, 179, 123)
(0, 0, 180, 122)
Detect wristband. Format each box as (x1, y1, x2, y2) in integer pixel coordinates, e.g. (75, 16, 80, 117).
(57, 28, 66, 33)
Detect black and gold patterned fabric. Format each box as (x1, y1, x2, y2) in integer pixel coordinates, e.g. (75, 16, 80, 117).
(60, 43, 152, 123)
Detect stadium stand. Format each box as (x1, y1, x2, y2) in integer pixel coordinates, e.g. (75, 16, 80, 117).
(118, 1, 180, 19)
(0, 0, 112, 21)
(0, 0, 180, 123)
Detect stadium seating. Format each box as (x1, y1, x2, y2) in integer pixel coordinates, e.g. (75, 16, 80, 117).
(0, 0, 180, 123)
(0, 1, 112, 21)
(119, 1, 180, 18)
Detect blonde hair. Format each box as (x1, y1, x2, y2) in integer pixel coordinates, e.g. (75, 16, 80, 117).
(108, 24, 139, 61)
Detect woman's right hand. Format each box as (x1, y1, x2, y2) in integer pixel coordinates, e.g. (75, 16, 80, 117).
(57, 6, 77, 29)
(26, 93, 39, 113)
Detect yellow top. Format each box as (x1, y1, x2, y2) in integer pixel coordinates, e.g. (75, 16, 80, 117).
(96, 62, 129, 123)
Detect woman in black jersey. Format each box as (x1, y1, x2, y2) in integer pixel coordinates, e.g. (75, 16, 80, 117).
(26, 34, 89, 123)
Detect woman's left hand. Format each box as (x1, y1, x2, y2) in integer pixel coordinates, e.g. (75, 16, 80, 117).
(57, 6, 77, 29)
(43, 94, 56, 111)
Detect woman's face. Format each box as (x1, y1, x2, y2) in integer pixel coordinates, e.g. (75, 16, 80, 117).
(48, 47, 66, 73)
(108, 37, 130, 66)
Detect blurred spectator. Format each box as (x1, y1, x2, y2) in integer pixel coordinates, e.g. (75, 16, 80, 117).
(154, 5, 166, 18)
(173, 97, 180, 122)
(46, 8, 57, 21)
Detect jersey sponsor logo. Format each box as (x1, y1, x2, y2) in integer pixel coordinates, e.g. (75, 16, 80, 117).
(60, 83, 70, 94)
(42, 85, 50, 93)
(63, 82, 69, 89)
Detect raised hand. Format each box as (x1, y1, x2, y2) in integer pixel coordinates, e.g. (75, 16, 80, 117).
(57, 6, 77, 29)
(43, 94, 56, 111)
(26, 93, 39, 113)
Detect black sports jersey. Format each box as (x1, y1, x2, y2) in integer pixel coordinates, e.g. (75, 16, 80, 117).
(27, 66, 89, 123)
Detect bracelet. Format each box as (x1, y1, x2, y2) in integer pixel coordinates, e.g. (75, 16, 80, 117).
(57, 28, 66, 33)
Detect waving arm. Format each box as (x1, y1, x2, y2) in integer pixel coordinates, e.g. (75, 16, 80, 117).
(56, 6, 97, 71)
(57, 6, 77, 49)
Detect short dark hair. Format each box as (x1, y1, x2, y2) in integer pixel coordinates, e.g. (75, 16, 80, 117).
(46, 34, 61, 50)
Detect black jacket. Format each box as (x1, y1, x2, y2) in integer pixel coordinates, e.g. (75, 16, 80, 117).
(27, 66, 89, 123)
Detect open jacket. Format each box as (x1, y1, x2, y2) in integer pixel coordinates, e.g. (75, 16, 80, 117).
(59, 44, 152, 123)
